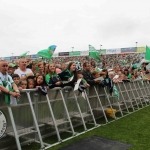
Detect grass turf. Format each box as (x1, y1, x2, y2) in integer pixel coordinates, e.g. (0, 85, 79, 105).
(22, 106, 150, 150)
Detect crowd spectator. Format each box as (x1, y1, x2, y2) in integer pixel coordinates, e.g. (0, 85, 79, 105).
(82, 62, 100, 85)
(14, 58, 34, 81)
(45, 63, 63, 88)
(58, 61, 77, 87)
(0, 60, 20, 105)
(0, 52, 150, 103)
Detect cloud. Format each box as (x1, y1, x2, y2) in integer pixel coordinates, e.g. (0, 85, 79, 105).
(97, 15, 139, 40)
(1, 0, 150, 56)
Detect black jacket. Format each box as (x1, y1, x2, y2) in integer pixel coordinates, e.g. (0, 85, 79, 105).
(58, 69, 75, 87)
(82, 70, 95, 85)
(101, 77, 114, 93)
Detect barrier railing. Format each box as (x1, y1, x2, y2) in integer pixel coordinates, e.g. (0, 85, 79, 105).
(0, 80, 150, 150)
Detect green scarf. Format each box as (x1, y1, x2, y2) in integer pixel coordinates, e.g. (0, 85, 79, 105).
(2, 81, 13, 104)
(113, 84, 119, 98)
(65, 69, 74, 79)
(0, 73, 16, 105)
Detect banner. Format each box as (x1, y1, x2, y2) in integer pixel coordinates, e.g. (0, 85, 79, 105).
(80, 51, 89, 56)
(136, 47, 146, 53)
(58, 52, 69, 56)
(121, 47, 136, 53)
(31, 54, 39, 58)
(106, 48, 121, 54)
(4, 57, 10, 60)
(11, 56, 19, 60)
(100, 49, 106, 54)
(69, 51, 81, 56)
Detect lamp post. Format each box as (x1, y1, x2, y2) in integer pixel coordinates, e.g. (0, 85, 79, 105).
(100, 45, 102, 50)
(135, 42, 138, 48)
(11, 53, 13, 61)
(72, 47, 74, 52)
(100, 45, 102, 54)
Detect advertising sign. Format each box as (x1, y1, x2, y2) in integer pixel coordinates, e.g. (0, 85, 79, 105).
(69, 51, 81, 56)
(106, 48, 121, 54)
(31, 55, 39, 58)
(0, 110, 7, 139)
(121, 47, 136, 53)
(136, 47, 146, 53)
(4, 57, 10, 60)
(58, 52, 69, 56)
(100, 49, 106, 54)
(80, 51, 89, 56)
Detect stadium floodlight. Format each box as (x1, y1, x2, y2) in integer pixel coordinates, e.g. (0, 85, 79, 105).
(135, 42, 138, 47)
(72, 47, 74, 52)
(100, 45, 102, 50)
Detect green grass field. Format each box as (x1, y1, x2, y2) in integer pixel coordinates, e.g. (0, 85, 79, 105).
(22, 106, 150, 150)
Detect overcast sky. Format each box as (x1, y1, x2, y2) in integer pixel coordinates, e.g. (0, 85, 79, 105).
(0, 0, 150, 57)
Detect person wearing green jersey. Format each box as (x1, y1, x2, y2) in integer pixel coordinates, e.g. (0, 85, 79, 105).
(45, 63, 63, 89)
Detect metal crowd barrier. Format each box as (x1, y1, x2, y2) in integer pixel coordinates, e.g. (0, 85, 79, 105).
(0, 80, 150, 150)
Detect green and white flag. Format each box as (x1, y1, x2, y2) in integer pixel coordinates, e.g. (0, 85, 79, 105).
(20, 51, 29, 58)
(113, 84, 119, 97)
(89, 45, 100, 61)
(146, 45, 150, 61)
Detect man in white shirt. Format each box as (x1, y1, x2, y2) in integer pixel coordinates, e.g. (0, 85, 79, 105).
(14, 58, 34, 81)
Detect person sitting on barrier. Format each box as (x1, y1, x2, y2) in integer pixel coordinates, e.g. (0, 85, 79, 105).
(58, 61, 77, 87)
(14, 58, 34, 81)
(82, 62, 100, 85)
(20, 80, 27, 89)
(0, 60, 21, 105)
(45, 63, 63, 88)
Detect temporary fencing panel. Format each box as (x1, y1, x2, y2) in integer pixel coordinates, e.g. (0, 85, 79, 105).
(0, 81, 150, 150)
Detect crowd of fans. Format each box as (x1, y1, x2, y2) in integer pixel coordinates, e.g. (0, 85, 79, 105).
(0, 52, 149, 105)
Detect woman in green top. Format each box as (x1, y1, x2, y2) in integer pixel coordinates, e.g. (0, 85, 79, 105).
(58, 61, 77, 86)
(45, 63, 63, 88)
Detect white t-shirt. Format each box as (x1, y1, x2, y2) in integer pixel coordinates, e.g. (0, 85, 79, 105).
(14, 68, 33, 77)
